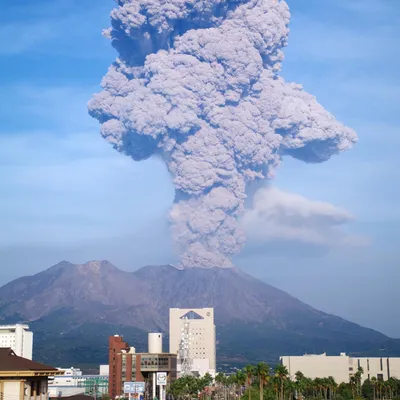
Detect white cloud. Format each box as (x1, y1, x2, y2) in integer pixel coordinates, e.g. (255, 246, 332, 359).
(242, 187, 368, 248)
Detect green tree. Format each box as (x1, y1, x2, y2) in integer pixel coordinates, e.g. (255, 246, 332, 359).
(234, 370, 247, 399)
(354, 367, 364, 398)
(244, 365, 256, 400)
(361, 379, 373, 400)
(294, 371, 306, 400)
(274, 365, 289, 400)
(370, 377, 378, 400)
(327, 376, 338, 400)
(256, 362, 270, 400)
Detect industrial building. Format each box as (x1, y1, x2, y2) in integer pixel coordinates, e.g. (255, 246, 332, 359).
(0, 324, 33, 359)
(169, 308, 216, 377)
(280, 353, 400, 383)
(108, 333, 177, 400)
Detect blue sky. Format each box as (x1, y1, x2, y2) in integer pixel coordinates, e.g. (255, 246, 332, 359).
(0, 0, 399, 337)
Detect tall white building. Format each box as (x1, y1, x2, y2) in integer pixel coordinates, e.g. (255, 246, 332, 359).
(169, 308, 216, 377)
(0, 324, 33, 359)
(280, 353, 400, 384)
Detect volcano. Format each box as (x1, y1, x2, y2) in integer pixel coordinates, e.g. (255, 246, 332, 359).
(0, 261, 398, 367)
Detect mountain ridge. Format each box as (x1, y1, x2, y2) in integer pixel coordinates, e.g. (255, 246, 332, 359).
(0, 260, 398, 367)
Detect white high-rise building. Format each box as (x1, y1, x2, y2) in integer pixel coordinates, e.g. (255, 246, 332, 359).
(0, 324, 33, 359)
(169, 308, 216, 377)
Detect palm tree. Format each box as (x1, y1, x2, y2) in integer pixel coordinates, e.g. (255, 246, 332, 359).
(349, 376, 357, 400)
(274, 365, 289, 400)
(327, 376, 337, 400)
(387, 377, 398, 400)
(294, 371, 306, 400)
(233, 370, 247, 399)
(354, 367, 364, 398)
(243, 365, 256, 400)
(314, 378, 325, 399)
(371, 377, 377, 400)
(256, 362, 270, 400)
(271, 375, 280, 400)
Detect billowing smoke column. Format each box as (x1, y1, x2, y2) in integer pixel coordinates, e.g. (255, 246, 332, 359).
(89, 0, 357, 269)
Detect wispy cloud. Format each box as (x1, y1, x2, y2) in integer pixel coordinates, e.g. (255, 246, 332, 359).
(242, 187, 368, 250)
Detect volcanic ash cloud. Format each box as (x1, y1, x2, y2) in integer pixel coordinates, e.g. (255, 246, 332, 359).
(88, 0, 357, 269)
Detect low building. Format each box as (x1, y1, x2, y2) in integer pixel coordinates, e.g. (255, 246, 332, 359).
(108, 334, 177, 400)
(0, 324, 33, 359)
(48, 368, 108, 398)
(48, 367, 83, 398)
(0, 348, 63, 400)
(280, 353, 400, 383)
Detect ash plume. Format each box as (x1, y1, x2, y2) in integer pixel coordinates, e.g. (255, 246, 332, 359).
(88, 0, 357, 269)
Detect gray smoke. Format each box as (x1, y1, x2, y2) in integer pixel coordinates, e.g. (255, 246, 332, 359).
(88, 0, 357, 269)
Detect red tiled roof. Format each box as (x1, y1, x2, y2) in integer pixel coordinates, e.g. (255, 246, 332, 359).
(0, 348, 58, 371)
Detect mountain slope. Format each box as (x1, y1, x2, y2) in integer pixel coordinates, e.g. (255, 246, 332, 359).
(0, 261, 398, 367)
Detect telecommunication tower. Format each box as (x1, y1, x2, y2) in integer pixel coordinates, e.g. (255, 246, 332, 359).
(179, 317, 193, 376)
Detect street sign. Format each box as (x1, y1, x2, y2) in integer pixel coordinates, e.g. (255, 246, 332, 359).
(124, 382, 146, 393)
(156, 372, 167, 386)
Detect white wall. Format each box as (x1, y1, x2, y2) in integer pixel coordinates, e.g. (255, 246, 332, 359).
(23, 331, 33, 360)
(3, 381, 21, 400)
(0, 324, 33, 359)
(353, 357, 400, 382)
(280, 353, 351, 384)
(3, 379, 49, 400)
(99, 365, 109, 376)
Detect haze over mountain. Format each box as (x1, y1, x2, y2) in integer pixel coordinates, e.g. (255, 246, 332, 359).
(0, 260, 398, 367)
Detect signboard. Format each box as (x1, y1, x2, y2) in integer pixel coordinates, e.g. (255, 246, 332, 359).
(124, 382, 146, 394)
(156, 372, 167, 386)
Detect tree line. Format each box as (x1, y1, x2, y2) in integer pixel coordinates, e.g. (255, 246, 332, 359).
(167, 363, 400, 400)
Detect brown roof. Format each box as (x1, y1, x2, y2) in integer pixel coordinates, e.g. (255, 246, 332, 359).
(0, 348, 58, 372)
(51, 396, 94, 400)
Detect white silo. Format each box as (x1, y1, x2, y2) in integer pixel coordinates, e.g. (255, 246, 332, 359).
(148, 332, 163, 354)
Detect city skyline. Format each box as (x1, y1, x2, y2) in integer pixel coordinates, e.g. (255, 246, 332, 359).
(0, 0, 398, 339)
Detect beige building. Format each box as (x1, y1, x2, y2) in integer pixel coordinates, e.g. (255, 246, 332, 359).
(169, 308, 216, 377)
(280, 353, 400, 384)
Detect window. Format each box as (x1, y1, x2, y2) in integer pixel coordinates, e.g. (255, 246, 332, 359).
(367, 359, 370, 371)
(377, 374, 383, 381)
(380, 358, 383, 371)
